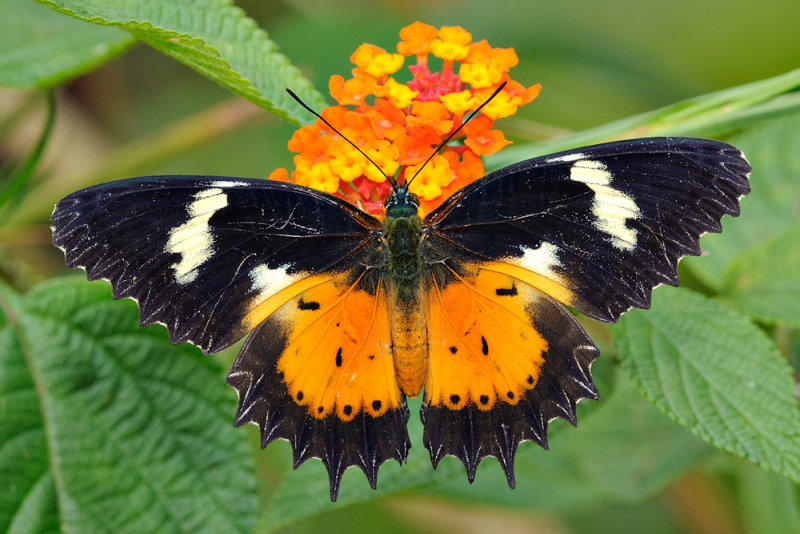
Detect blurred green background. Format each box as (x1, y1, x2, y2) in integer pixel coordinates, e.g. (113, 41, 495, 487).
(2, 1, 800, 533)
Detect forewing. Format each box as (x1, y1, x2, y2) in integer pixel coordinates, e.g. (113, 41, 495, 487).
(425, 137, 751, 321)
(51, 176, 382, 353)
(226, 268, 409, 501)
(423, 262, 598, 484)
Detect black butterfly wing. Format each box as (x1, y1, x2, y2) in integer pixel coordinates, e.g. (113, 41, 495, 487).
(52, 176, 410, 499)
(420, 137, 750, 482)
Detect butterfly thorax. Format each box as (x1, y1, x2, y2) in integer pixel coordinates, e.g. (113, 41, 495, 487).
(383, 187, 429, 397)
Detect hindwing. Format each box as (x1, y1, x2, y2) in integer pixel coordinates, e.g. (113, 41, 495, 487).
(227, 268, 409, 501)
(423, 261, 599, 484)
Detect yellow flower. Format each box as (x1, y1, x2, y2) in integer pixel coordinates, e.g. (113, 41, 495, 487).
(329, 145, 365, 182)
(376, 78, 418, 109)
(407, 155, 452, 200)
(306, 162, 339, 194)
(475, 89, 520, 120)
(430, 26, 472, 61)
(363, 141, 399, 183)
(459, 62, 504, 89)
(439, 90, 480, 115)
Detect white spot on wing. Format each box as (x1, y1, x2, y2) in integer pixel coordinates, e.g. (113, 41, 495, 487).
(546, 152, 585, 163)
(570, 160, 640, 251)
(166, 188, 227, 284)
(212, 180, 249, 188)
(249, 263, 298, 296)
(507, 242, 563, 280)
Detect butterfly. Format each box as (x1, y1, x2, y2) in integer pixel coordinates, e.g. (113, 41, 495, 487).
(51, 136, 750, 501)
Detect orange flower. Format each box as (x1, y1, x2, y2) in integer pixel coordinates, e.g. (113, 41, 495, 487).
(272, 22, 540, 217)
(463, 116, 512, 156)
(366, 99, 407, 141)
(407, 101, 453, 136)
(394, 128, 441, 165)
(398, 22, 438, 57)
(329, 73, 377, 106)
(506, 80, 542, 106)
(268, 167, 290, 182)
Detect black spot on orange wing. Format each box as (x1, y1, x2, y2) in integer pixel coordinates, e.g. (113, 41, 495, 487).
(298, 298, 320, 311)
(495, 284, 518, 296)
(335, 347, 342, 367)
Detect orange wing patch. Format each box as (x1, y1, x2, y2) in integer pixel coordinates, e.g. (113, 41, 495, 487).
(427, 265, 549, 411)
(274, 272, 403, 421)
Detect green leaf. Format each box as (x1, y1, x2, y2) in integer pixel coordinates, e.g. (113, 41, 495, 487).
(0, 278, 258, 533)
(0, 0, 133, 89)
(548, 372, 712, 503)
(0, 291, 60, 534)
(719, 221, 800, 327)
(687, 112, 800, 289)
(611, 287, 800, 484)
(735, 460, 800, 534)
(34, 0, 325, 124)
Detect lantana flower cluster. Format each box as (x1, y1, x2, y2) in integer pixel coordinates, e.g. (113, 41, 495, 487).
(270, 22, 541, 216)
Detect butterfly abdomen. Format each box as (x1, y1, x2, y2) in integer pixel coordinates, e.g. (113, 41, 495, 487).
(383, 206, 429, 397)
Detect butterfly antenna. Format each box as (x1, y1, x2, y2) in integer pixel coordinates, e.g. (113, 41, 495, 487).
(406, 81, 507, 188)
(286, 89, 397, 191)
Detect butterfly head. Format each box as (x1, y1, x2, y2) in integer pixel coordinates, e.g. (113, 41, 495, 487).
(384, 186, 420, 218)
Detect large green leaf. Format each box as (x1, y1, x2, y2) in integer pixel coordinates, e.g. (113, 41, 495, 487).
(546, 372, 712, 503)
(0, 0, 133, 89)
(719, 221, 800, 327)
(611, 287, 800, 484)
(0, 299, 60, 533)
(0, 278, 258, 533)
(35, 0, 326, 124)
(687, 112, 800, 290)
